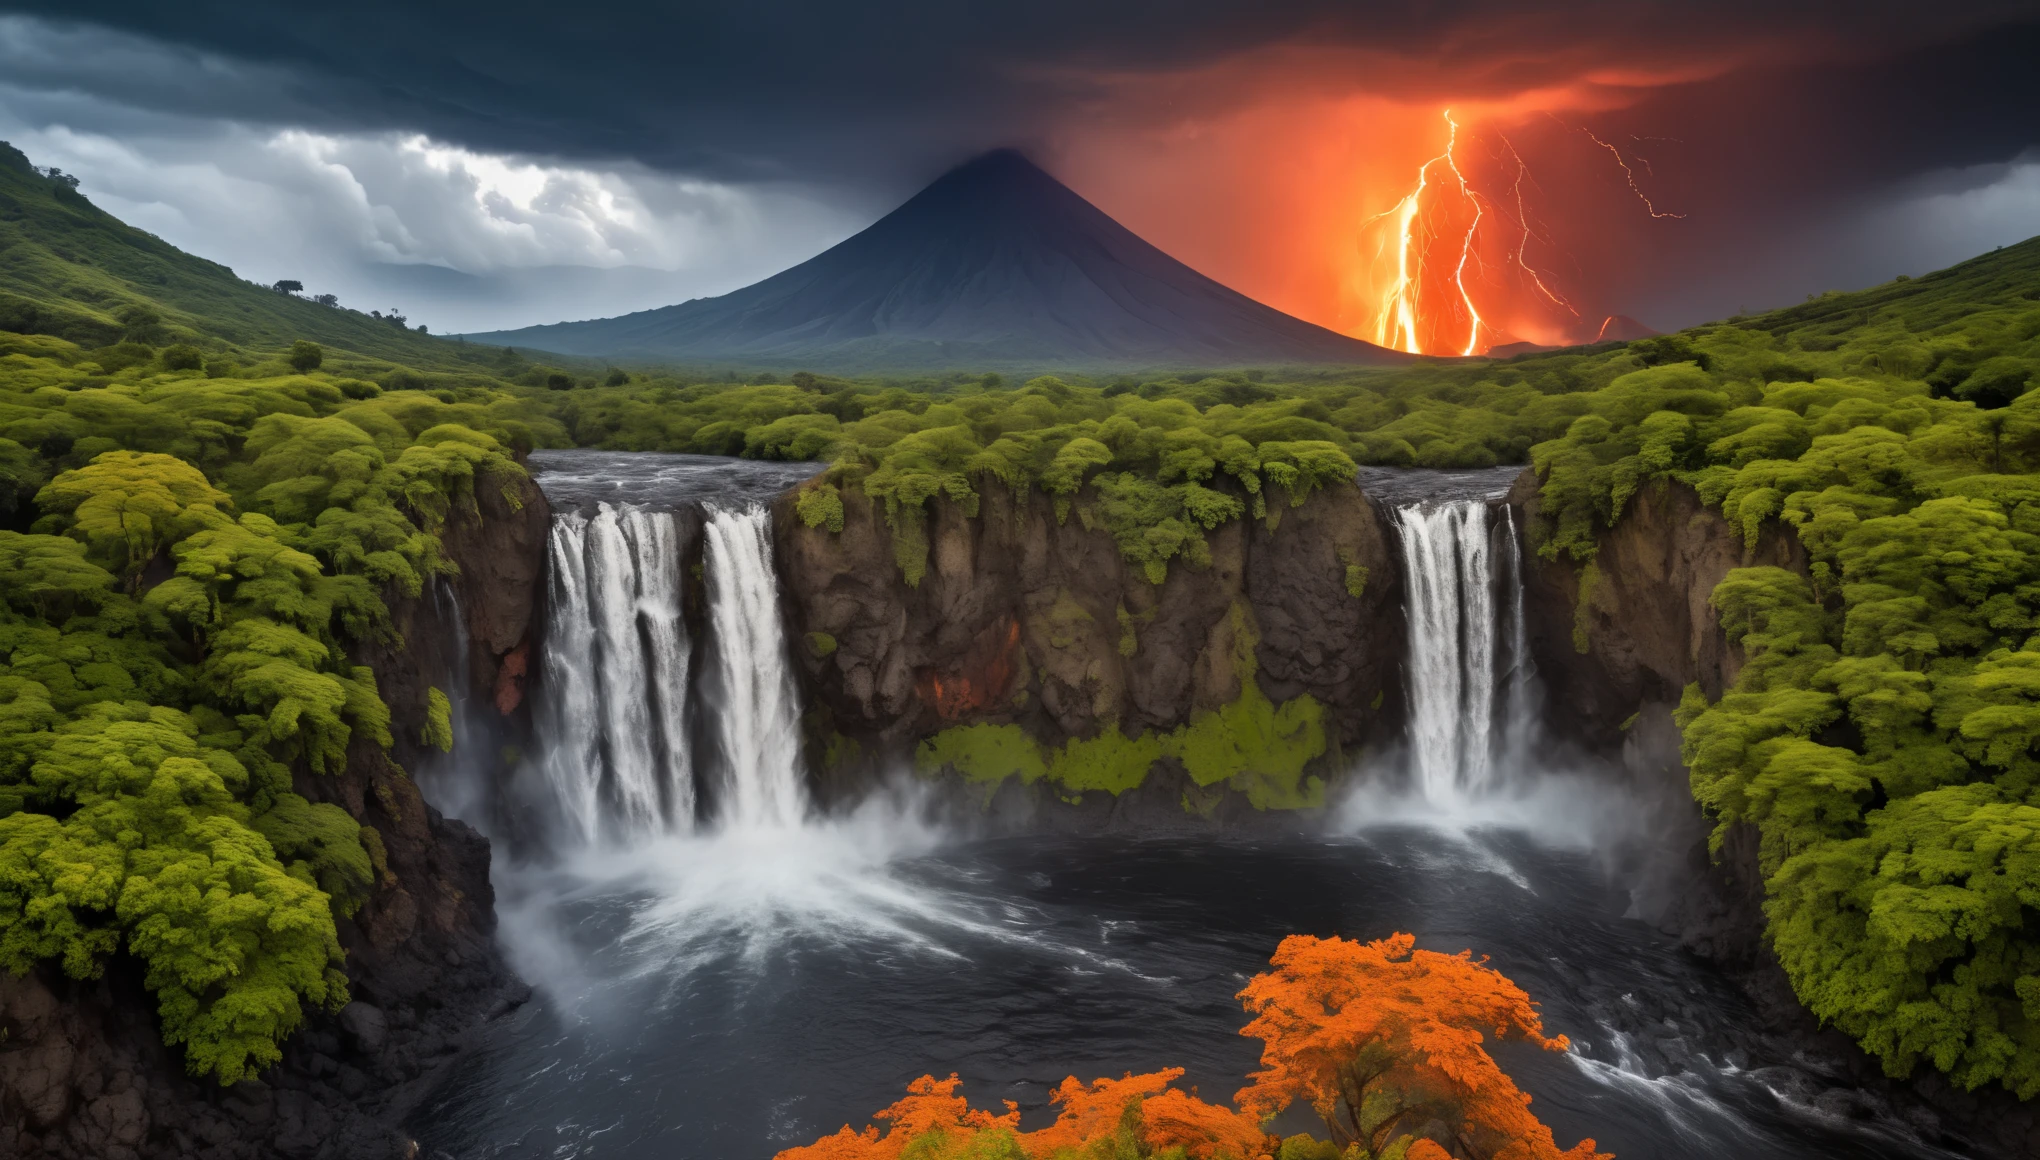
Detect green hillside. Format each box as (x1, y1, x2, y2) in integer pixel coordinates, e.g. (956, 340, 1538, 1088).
(0, 142, 516, 371)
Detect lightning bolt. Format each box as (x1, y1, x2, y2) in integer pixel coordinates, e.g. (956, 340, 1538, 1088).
(1364, 112, 1680, 357)
(1438, 113, 1486, 357)
(1497, 134, 1576, 318)
(1371, 110, 1487, 356)
(1581, 129, 1685, 219)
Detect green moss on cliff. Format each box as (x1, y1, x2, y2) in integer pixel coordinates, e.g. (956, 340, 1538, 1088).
(1172, 680, 1327, 809)
(794, 481, 845, 533)
(1048, 728, 1165, 797)
(422, 687, 453, 752)
(821, 731, 862, 771)
(1046, 589, 1094, 649)
(1344, 564, 1369, 599)
(913, 678, 1327, 810)
(1571, 560, 1602, 654)
(1115, 602, 1151, 658)
(915, 723, 1047, 787)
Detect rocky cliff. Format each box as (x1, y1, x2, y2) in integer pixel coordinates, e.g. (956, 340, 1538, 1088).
(774, 480, 1403, 819)
(0, 467, 552, 1160)
(1511, 470, 1801, 963)
(1513, 470, 2036, 1158)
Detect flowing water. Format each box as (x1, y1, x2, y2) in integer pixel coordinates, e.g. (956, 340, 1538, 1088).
(406, 456, 1967, 1160)
(536, 503, 692, 841)
(701, 506, 807, 830)
(1371, 466, 1534, 803)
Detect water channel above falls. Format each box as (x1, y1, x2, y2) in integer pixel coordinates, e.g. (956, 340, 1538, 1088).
(406, 455, 1963, 1160)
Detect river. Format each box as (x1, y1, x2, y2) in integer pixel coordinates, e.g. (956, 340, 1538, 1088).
(406, 817, 1949, 1159)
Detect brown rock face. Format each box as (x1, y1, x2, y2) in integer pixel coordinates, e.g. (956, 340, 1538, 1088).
(1248, 488, 1405, 746)
(435, 469, 552, 711)
(773, 481, 1403, 801)
(1512, 469, 1803, 744)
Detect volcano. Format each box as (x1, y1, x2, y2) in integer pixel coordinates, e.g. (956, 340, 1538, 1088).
(467, 150, 1403, 370)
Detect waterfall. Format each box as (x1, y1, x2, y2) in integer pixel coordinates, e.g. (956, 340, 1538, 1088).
(702, 505, 807, 830)
(1499, 507, 1539, 756)
(537, 511, 603, 843)
(536, 503, 695, 844)
(417, 578, 488, 826)
(1392, 498, 1532, 801)
(532, 498, 809, 847)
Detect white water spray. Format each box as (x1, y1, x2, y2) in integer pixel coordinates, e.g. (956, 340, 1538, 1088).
(703, 505, 808, 830)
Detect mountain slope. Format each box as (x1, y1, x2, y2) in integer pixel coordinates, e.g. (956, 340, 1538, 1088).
(0, 141, 492, 368)
(471, 150, 1405, 370)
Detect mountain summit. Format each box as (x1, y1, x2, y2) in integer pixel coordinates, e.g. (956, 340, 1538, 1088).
(469, 150, 1402, 369)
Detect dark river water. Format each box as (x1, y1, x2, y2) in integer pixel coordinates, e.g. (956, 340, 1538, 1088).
(404, 807, 1955, 1160)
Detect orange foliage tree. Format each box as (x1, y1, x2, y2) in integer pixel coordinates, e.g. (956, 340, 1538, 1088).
(778, 932, 1609, 1160)
(776, 1068, 1269, 1160)
(1235, 933, 1608, 1160)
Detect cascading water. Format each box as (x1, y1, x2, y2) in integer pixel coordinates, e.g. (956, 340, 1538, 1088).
(427, 454, 1948, 1160)
(1499, 506, 1540, 752)
(701, 504, 808, 830)
(536, 503, 696, 844)
(527, 449, 817, 845)
(1391, 496, 1532, 802)
(416, 577, 490, 826)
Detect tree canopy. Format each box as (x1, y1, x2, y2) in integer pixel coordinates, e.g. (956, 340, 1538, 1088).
(775, 932, 1605, 1160)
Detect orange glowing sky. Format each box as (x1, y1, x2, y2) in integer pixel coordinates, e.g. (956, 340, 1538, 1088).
(1052, 74, 1712, 352)
(1028, 24, 1827, 352)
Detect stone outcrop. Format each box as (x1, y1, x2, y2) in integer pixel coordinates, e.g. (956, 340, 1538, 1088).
(774, 481, 1403, 810)
(0, 468, 551, 1160)
(1511, 470, 1803, 743)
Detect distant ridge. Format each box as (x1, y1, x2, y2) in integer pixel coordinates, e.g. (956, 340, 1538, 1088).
(468, 150, 1406, 370)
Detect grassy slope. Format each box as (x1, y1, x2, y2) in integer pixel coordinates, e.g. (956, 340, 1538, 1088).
(0, 142, 524, 371)
(1747, 236, 2040, 339)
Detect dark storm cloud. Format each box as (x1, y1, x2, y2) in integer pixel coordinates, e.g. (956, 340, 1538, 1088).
(6, 0, 2037, 188)
(2, 2, 2038, 332)
(1518, 21, 2040, 323)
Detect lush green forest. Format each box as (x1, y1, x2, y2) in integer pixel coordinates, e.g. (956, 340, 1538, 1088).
(0, 142, 2037, 1102)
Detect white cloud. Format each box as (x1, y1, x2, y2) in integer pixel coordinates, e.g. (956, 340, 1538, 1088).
(0, 64, 870, 334)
